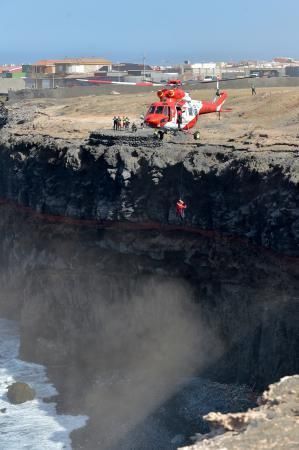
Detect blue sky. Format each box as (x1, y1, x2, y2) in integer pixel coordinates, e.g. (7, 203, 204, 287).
(1, 0, 298, 64)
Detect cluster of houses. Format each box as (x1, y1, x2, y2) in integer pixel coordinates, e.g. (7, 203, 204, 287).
(1, 56, 299, 92)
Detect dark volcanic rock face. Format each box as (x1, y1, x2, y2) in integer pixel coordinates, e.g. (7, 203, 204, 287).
(0, 201, 298, 449)
(0, 131, 298, 385)
(0, 103, 8, 128)
(0, 130, 298, 448)
(0, 131, 298, 255)
(0, 203, 298, 389)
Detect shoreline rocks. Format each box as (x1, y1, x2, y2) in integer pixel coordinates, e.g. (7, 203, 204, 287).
(179, 375, 299, 450)
(7, 382, 36, 404)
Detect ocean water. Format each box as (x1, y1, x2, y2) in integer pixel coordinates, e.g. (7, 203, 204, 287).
(0, 318, 88, 450)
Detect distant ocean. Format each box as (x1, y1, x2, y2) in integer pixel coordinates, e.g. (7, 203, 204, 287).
(0, 318, 88, 450)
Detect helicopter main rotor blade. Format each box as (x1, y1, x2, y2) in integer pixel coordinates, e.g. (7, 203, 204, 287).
(76, 79, 163, 86)
(184, 76, 255, 85)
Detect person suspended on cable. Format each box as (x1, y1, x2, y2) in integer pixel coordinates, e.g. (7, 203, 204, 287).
(176, 199, 187, 220)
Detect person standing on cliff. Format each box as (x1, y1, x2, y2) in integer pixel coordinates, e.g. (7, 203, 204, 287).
(177, 108, 183, 130)
(113, 116, 118, 131)
(117, 116, 122, 130)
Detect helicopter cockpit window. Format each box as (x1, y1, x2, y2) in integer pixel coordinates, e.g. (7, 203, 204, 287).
(148, 105, 155, 114)
(156, 106, 164, 114)
(163, 106, 170, 116)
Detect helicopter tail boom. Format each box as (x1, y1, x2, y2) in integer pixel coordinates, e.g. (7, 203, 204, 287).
(198, 91, 228, 115)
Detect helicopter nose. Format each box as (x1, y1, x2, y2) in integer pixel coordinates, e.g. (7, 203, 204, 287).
(145, 114, 164, 127)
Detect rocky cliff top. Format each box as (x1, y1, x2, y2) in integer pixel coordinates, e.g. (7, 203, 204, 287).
(180, 375, 299, 450)
(3, 86, 299, 146)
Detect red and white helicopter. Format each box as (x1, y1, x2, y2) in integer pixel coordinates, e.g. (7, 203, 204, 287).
(143, 79, 228, 133)
(77, 75, 252, 137)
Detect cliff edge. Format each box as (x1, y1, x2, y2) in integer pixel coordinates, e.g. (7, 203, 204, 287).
(0, 126, 298, 256)
(180, 375, 299, 450)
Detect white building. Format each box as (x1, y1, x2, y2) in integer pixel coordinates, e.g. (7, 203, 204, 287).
(190, 62, 224, 80)
(28, 58, 112, 75)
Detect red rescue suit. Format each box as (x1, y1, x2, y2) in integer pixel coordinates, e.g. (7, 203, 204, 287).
(176, 199, 187, 218)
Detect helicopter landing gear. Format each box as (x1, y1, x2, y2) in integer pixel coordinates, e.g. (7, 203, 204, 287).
(193, 131, 200, 140)
(154, 130, 165, 140)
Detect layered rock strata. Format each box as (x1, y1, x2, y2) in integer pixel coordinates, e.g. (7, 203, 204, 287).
(0, 129, 298, 385)
(0, 130, 298, 256)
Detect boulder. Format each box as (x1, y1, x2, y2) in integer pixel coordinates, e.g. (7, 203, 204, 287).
(7, 382, 35, 404)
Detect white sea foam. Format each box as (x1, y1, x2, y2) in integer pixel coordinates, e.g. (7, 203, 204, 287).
(0, 318, 88, 450)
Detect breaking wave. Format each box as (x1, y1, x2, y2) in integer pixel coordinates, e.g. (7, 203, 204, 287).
(0, 318, 87, 450)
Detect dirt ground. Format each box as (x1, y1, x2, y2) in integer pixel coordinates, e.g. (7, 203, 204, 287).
(8, 86, 299, 149)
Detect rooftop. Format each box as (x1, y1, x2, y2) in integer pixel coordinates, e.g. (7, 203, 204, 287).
(34, 58, 112, 66)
